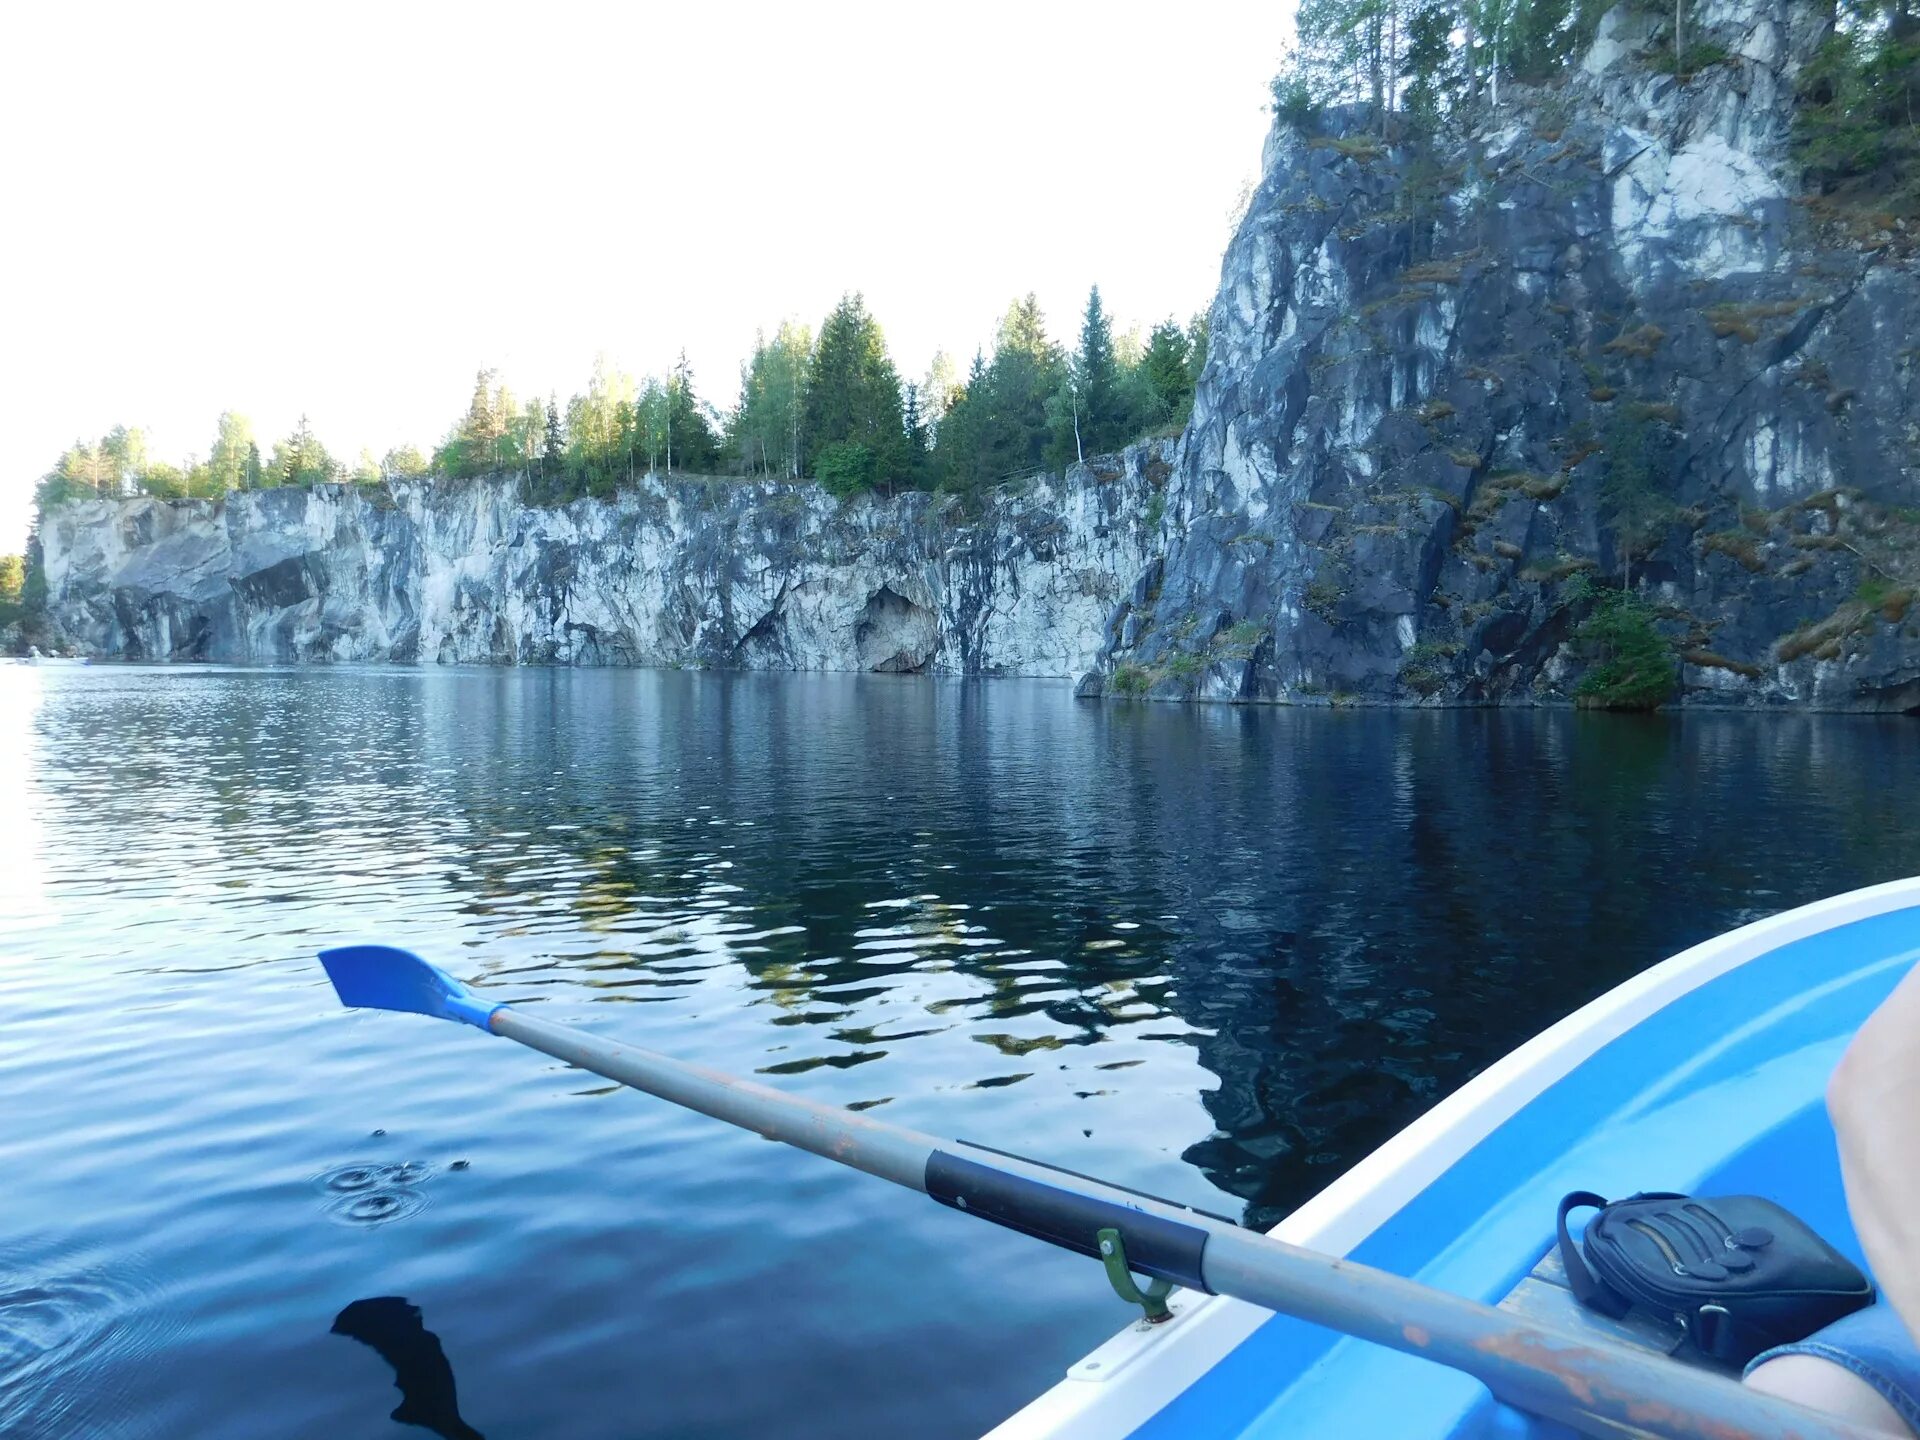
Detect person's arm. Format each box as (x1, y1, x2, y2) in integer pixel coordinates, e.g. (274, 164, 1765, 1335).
(1829, 961, 1920, 1344)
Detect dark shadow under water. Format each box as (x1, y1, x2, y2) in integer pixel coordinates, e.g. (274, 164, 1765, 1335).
(333, 1298, 483, 1440)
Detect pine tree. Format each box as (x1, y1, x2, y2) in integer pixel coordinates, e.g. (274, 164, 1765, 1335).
(244, 441, 263, 491)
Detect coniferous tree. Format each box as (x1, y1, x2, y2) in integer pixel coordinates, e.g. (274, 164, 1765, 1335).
(902, 383, 929, 487)
(544, 397, 564, 463)
(1075, 286, 1127, 455)
(273, 415, 332, 486)
(801, 294, 907, 492)
(668, 351, 721, 474)
(730, 322, 812, 478)
(931, 351, 989, 490)
(437, 369, 518, 477)
(975, 295, 1063, 481)
(1139, 319, 1196, 429)
(244, 441, 263, 490)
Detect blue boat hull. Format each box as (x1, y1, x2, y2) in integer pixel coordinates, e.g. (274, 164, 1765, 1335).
(997, 880, 1920, 1439)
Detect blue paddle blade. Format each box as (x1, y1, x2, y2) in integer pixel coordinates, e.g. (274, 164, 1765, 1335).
(319, 945, 500, 1031)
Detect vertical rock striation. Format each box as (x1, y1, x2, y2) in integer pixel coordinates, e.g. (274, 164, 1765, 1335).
(41, 446, 1169, 676)
(1085, 0, 1920, 710)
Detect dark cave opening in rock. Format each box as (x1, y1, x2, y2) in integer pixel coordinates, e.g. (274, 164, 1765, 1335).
(855, 586, 937, 674)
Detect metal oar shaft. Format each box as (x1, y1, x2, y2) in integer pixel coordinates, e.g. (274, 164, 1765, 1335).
(491, 1008, 938, 1190)
(488, 1007, 1875, 1440)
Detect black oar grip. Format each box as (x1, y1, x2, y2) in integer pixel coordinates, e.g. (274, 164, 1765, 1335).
(924, 1149, 1213, 1292)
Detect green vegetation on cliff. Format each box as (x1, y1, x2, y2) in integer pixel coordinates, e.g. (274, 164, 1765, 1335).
(1571, 583, 1678, 710)
(0, 552, 23, 634)
(1797, 3, 1920, 213)
(1278, 0, 1920, 219)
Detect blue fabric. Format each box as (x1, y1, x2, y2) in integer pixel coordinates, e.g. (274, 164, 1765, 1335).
(1746, 1304, 1920, 1433)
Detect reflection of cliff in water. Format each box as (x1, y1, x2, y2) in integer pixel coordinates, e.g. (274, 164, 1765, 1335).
(43, 670, 1920, 1230)
(405, 678, 1920, 1225)
(1162, 710, 1920, 1227)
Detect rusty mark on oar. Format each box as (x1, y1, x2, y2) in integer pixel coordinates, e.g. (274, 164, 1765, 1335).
(1472, 1332, 1785, 1440)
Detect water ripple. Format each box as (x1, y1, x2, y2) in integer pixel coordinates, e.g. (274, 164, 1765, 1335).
(9, 668, 1920, 1438)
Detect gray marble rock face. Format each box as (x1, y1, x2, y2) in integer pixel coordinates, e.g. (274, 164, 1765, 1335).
(39, 447, 1168, 678)
(1085, 0, 1920, 711)
(42, 1, 1920, 709)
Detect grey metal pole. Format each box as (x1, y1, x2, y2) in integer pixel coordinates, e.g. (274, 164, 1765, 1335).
(491, 1008, 937, 1191)
(486, 1006, 1876, 1440)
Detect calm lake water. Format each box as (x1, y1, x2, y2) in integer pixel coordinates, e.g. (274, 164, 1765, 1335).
(4, 665, 1919, 1439)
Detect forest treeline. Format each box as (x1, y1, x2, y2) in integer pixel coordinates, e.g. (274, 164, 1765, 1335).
(1279, 0, 1920, 203)
(31, 288, 1207, 515)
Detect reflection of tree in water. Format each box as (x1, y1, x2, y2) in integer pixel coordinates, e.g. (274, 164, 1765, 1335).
(418, 673, 1184, 1043)
(92, 670, 1920, 1232)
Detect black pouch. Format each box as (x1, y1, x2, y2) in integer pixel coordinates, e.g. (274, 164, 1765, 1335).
(1557, 1190, 1875, 1366)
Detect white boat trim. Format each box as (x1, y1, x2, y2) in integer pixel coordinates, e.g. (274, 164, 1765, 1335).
(986, 876, 1920, 1440)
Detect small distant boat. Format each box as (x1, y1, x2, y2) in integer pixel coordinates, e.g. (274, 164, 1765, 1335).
(995, 879, 1917, 1440)
(321, 882, 1920, 1440)
(16, 650, 91, 666)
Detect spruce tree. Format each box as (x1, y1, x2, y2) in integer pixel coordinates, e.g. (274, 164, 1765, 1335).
(665, 352, 719, 474)
(1075, 285, 1125, 454)
(903, 382, 929, 487)
(976, 295, 1062, 481)
(801, 294, 907, 491)
(931, 351, 989, 491)
(1140, 320, 1194, 428)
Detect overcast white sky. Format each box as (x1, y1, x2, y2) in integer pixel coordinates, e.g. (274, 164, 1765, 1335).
(0, 0, 1296, 551)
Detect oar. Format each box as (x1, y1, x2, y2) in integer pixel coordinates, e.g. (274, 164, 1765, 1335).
(318, 945, 1878, 1440)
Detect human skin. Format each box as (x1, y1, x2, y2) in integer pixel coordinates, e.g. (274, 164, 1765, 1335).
(1744, 962, 1920, 1435)
(1827, 961, 1920, 1349)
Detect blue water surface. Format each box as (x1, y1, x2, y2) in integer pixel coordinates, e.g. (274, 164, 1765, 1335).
(3, 665, 1917, 1439)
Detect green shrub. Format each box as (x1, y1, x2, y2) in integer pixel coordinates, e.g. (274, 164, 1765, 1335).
(816, 442, 877, 498)
(1165, 652, 1205, 681)
(1111, 664, 1151, 697)
(1572, 591, 1676, 710)
(1271, 72, 1317, 126)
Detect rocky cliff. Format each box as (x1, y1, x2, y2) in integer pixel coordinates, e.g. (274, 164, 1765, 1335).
(42, 0, 1920, 708)
(1082, 0, 1920, 711)
(40, 448, 1165, 676)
